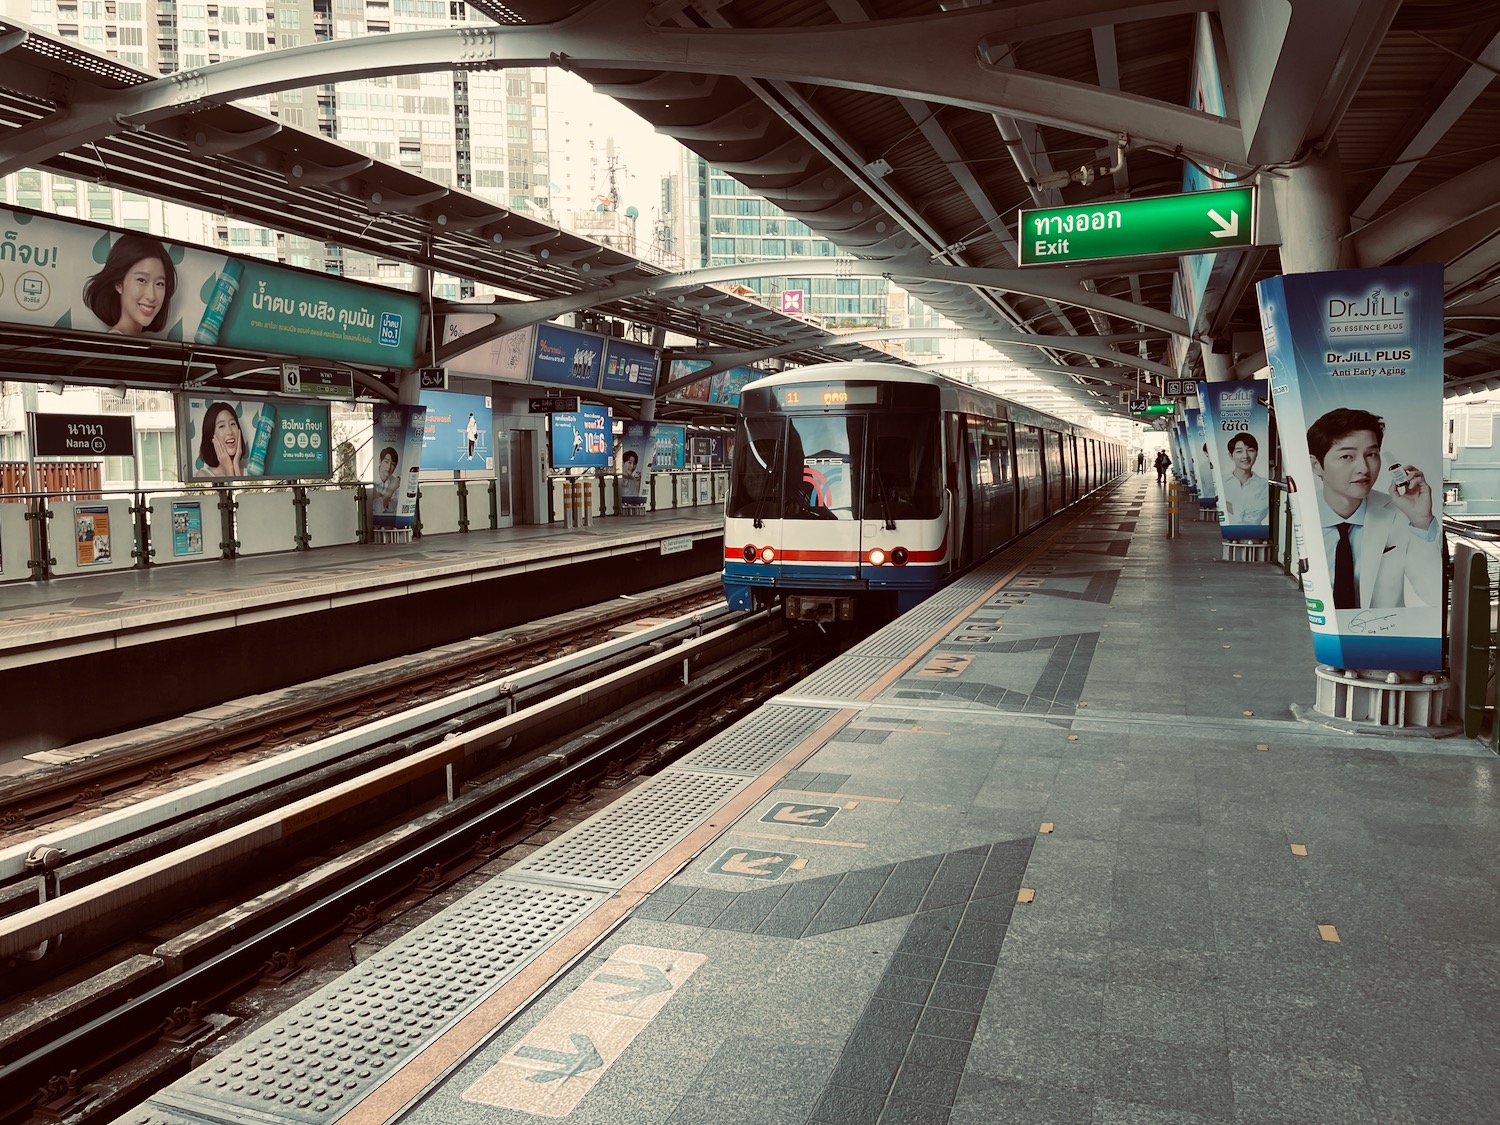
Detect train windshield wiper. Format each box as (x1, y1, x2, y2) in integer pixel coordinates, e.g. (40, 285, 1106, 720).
(752, 473, 775, 529)
(872, 467, 896, 531)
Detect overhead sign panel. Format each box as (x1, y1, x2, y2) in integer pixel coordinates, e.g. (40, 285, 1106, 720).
(1018, 187, 1255, 266)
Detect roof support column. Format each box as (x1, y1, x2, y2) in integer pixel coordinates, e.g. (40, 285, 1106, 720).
(1265, 144, 1350, 274)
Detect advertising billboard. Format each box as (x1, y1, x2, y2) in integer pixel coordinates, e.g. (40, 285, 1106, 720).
(418, 390, 492, 471)
(1258, 263, 1444, 671)
(1185, 407, 1216, 505)
(177, 395, 332, 482)
(620, 420, 654, 508)
(550, 405, 612, 469)
(1200, 379, 1271, 541)
(370, 404, 427, 529)
(668, 358, 712, 401)
(710, 367, 756, 407)
(531, 323, 603, 391)
(0, 207, 420, 367)
(599, 338, 659, 398)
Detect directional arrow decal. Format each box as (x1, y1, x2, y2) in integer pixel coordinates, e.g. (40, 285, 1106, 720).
(772, 805, 831, 824)
(594, 964, 673, 1002)
(1207, 208, 1239, 238)
(722, 851, 784, 875)
(515, 1034, 603, 1083)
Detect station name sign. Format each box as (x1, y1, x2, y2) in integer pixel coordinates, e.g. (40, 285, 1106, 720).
(1018, 187, 1256, 266)
(32, 412, 134, 457)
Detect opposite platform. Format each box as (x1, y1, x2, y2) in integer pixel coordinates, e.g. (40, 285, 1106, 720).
(139, 477, 1500, 1125)
(0, 508, 721, 669)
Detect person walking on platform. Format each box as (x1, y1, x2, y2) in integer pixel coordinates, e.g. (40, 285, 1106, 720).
(1136, 450, 1146, 474)
(1154, 449, 1170, 484)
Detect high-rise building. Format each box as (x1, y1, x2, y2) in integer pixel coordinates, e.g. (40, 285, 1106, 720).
(0, 0, 552, 299)
(686, 153, 923, 347)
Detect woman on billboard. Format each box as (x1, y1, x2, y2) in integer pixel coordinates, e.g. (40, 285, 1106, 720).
(83, 234, 178, 337)
(197, 401, 247, 478)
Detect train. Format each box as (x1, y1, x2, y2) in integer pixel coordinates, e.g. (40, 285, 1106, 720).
(722, 363, 1124, 622)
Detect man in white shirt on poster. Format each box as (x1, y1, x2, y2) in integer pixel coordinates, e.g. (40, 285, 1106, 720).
(1219, 432, 1270, 527)
(1307, 407, 1440, 610)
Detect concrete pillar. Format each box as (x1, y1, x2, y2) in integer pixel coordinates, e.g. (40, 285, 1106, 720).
(1266, 144, 1349, 274)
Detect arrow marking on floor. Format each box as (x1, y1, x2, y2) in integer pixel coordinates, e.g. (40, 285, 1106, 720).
(515, 1034, 603, 1083)
(595, 964, 673, 1002)
(721, 852, 785, 875)
(771, 806, 831, 824)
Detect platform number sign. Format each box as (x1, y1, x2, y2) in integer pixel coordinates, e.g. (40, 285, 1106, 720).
(280, 363, 301, 393)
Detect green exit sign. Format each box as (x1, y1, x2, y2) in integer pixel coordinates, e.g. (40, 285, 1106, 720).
(1018, 187, 1256, 266)
(1135, 403, 1175, 417)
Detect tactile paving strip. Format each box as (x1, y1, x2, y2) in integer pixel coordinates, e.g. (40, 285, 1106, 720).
(506, 769, 751, 890)
(141, 881, 603, 1125)
(684, 704, 843, 773)
(793, 655, 899, 700)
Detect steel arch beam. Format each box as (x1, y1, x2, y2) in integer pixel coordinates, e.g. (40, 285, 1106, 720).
(435, 254, 1187, 349)
(0, 0, 1247, 180)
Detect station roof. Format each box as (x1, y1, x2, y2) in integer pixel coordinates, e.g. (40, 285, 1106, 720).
(0, 2, 1497, 418)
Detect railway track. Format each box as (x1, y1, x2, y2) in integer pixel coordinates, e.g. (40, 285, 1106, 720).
(0, 599, 848, 1125)
(0, 576, 727, 834)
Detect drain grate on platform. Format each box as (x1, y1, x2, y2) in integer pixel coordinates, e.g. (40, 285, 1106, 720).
(143, 881, 604, 1125)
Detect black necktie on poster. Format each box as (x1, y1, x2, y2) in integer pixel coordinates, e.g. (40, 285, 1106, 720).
(1334, 522, 1358, 609)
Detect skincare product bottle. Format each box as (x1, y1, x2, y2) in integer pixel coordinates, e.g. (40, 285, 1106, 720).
(246, 406, 275, 476)
(194, 259, 245, 345)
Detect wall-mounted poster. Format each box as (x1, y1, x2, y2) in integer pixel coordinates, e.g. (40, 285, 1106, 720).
(171, 500, 205, 557)
(1185, 407, 1215, 505)
(178, 396, 332, 482)
(0, 206, 419, 367)
(1258, 263, 1444, 671)
(418, 390, 492, 471)
(550, 405, 611, 469)
(75, 505, 112, 566)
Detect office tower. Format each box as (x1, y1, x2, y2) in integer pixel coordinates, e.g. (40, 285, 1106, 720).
(0, 0, 551, 296)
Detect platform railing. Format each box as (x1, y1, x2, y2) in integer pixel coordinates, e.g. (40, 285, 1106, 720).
(0, 480, 491, 583)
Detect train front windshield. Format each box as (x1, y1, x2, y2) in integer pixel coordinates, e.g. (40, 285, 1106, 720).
(728, 408, 942, 523)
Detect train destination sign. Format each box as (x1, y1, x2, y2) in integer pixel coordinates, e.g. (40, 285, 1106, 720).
(1018, 187, 1255, 266)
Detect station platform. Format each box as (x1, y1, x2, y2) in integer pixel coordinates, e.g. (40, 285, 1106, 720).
(0, 509, 723, 757)
(139, 476, 1500, 1125)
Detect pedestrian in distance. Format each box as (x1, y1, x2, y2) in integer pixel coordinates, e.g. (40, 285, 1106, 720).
(1154, 449, 1171, 485)
(1136, 450, 1146, 474)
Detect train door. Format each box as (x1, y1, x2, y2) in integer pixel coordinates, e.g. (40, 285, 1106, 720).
(1015, 426, 1044, 529)
(1045, 431, 1066, 513)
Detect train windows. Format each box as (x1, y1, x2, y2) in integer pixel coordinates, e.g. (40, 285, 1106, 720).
(726, 416, 785, 520)
(863, 414, 941, 520)
(787, 415, 862, 520)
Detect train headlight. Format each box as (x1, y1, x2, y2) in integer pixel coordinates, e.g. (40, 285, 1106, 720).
(743, 544, 757, 562)
(891, 547, 909, 566)
(868, 548, 886, 566)
(760, 545, 776, 563)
